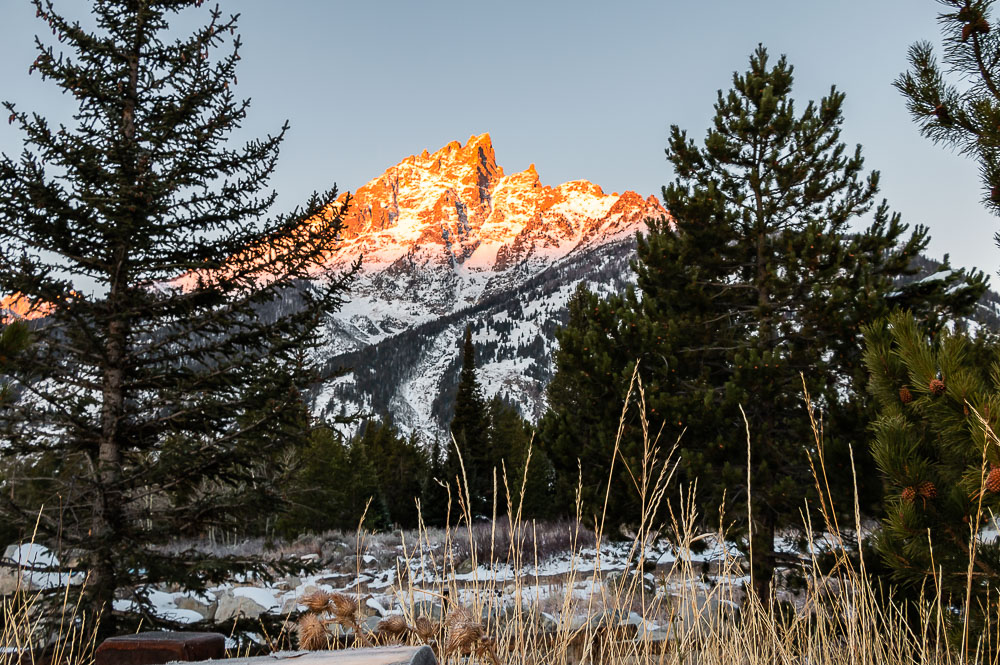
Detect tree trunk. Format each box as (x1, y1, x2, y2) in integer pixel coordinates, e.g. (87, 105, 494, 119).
(93, 312, 125, 639)
(92, 7, 144, 637)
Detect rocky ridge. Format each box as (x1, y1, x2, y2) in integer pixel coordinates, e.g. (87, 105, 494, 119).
(307, 133, 665, 437)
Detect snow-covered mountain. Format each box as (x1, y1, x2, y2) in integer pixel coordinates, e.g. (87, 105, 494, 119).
(309, 133, 666, 439)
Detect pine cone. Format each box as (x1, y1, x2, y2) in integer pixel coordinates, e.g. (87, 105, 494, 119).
(964, 22, 975, 41)
(917, 480, 937, 500)
(899, 386, 913, 404)
(902, 486, 917, 503)
(929, 378, 946, 396)
(934, 104, 953, 125)
(987, 467, 1000, 493)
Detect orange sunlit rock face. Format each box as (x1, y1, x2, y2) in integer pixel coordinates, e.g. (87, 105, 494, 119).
(314, 133, 667, 276)
(0, 293, 53, 324)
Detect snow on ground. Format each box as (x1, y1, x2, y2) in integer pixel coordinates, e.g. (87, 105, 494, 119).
(2, 543, 83, 589)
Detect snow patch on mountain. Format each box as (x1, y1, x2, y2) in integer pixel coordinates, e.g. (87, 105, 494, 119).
(306, 134, 665, 440)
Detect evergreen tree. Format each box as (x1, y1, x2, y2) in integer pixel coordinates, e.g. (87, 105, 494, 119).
(862, 310, 1000, 640)
(356, 419, 428, 529)
(0, 320, 29, 407)
(896, 0, 1000, 236)
(0, 1, 355, 635)
(274, 427, 353, 538)
(421, 436, 452, 527)
(539, 285, 641, 525)
(486, 395, 553, 520)
(449, 325, 490, 517)
(541, 46, 986, 601)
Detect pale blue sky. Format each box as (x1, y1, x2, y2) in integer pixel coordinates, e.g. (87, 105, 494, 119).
(1, 1, 995, 278)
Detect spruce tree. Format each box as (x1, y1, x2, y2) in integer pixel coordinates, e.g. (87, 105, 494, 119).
(862, 310, 1000, 638)
(0, 1, 355, 635)
(541, 46, 986, 601)
(449, 325, 490, 517)
(356, 419, 428, 529)
(422, 436, 451, 526)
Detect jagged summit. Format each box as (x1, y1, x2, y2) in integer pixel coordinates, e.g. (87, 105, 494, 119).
(311, 134, 665, 436)
(325, 133, 664, 281)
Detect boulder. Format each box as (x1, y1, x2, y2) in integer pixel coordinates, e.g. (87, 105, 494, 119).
(174, 594, 218, 622)
(214, 590, 268, 623)
(410, 600, 443, 621)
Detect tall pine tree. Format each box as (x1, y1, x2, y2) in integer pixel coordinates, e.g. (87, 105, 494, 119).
(0, 0, 355, 635)
(541, 46, 986, 602)
(449, 325, 491, 518)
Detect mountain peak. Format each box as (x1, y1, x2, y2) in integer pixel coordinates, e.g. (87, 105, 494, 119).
(331, 134, 664, 261)
(423, 133, 497, 173)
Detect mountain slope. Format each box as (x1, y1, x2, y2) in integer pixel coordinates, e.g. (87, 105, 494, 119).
(309, 134, 665, 438)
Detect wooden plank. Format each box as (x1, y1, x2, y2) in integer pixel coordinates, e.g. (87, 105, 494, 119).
(95, 632, 225, 665)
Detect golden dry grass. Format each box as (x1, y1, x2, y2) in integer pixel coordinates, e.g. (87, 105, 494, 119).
(9, 372, 1000, 665)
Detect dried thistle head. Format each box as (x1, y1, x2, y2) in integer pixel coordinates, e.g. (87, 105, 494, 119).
(413, 615, 438, 642)
(377, 614, 410, 639)
(329, 592, 359, 624)
(444, 604, 475, 629)
(444, 605, 484, 656)
(296, 613, 329, 651)
(300, 590, 332, 614)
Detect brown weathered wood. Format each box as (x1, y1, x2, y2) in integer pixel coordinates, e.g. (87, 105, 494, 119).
(94, 631, 225, 665)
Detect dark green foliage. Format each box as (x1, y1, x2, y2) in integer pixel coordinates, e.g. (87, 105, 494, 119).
(863, 310, 1000, 637)
(433, 326, 551, 524)
(540, 45, 987, 601)
(0, 320, 30, 407)
(896, 0, 1000, 228)
(449, 325, 492, 517)
(0, 0, 355, 636)
(277, 421, 430, 536)
(421, 436, 452, 527)
(275, 427, 354, 538)
(486, 395, 554, 520)
(357, 419, 427, 528)
(538, 285, 642, 526)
